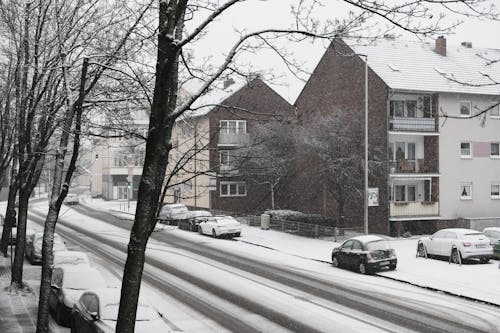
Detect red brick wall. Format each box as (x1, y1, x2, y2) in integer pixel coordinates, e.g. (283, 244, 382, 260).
(208, 79, 295, 213)
(293, 39, 390, 234)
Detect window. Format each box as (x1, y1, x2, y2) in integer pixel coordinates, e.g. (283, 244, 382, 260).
(460, 183, 472, 200)
(220, 120, 246, 134)
(389, 100, 417, 117)
(491, 183, 500, 199)
(114, 156, 127, 167)
(459, 101, 471, 116)
(406, 100, 417, 117)
(352, 241, 363, 250)
(491, 104, 499, 118)
(395, 185, 406, 201)
(220, 181, 247, 197)
(220, 151, 230, 165)
(460, 142, 471, 158)
(407, 186, 416, 201)
(491, 142, 499, 157)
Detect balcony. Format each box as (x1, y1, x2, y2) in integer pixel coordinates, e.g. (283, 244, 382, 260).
(219, 164, 239, 176)
(218, 133, 250, 147)
(389, 159, 437, 174)
(389, 117, 437, 133)
(390, 201, 439, 218)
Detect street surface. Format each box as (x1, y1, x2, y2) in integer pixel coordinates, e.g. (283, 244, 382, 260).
(17, 200, 500, 333)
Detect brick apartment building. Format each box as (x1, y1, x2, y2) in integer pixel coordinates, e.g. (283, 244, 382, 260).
(169, 78, 295, 213)
(293, 37, 500, 235)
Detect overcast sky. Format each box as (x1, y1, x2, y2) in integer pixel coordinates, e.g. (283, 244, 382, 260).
(183, 1, 500, 103)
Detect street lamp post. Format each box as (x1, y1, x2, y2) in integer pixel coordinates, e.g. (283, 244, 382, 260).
(360, 54, 369, 235)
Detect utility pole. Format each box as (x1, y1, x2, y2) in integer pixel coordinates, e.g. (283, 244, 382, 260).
(362, 54, 369, 235)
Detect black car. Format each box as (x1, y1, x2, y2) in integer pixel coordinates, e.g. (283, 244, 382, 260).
(331, 235, 397, 274)
(178, 210, 212, 232)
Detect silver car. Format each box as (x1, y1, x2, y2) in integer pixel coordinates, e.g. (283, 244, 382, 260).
(25, 232, 67, 264)
(417, 228, 492, 264)
(157, 203, 188, 225)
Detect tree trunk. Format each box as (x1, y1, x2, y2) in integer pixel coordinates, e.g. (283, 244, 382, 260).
(270, 183, 275, 210)
(11, 186, 30, 288)
(0, 165, 18, 256)
(36, 57, 88, 333)
(116, 2, 184, 331)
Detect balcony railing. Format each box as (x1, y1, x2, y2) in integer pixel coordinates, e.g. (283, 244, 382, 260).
(390, 201, 439, 218)
(389, 159, 437, 174)
(218, 132, 250, 147)
(389, 117, 437, 132)
(219, 164, 239, 176)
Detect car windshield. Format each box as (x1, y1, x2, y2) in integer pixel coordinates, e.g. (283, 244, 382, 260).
(101, 304, 158, 321)
(64, 271, 106, 290)
(366, 240, 390, 251)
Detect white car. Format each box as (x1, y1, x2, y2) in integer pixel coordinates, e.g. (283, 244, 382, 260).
(198, 216, 242, 238)
(417, 228, 493, 264)
(65, 193, 79, 205)
(49, 265, 107, 326)
(25, 232, 67, 264)
(71, 288, 172, 332)
(157, 203, 188, 225)
(53, 251, 90, 267)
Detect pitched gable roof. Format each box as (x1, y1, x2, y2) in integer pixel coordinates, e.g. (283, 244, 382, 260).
(345, 38, 500, 96)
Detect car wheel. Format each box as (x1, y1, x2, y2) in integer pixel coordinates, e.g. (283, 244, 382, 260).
(389, 264, 397, 271)
(198, 226, 203, 235)
(331, 256, 339, 267)
(359, 261, 370, 275)
(211, 229, 217, 238)
(417, 243, 427, 258)
(480, 257, 489, 264)
(235, 232, 241, 237)
(450, 248, 462, 264)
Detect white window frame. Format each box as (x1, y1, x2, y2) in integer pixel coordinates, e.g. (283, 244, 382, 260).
(490, 104, 500, 118)
(459, 101, 472, 117)
(460, 182, 472, 200)
(219, 120, 247, 134)
(220, 181, 247, 197)
(220, 151, 230, 165)
(460, 141, 471, 158)
(491, 183, 500, 199)
(490, 142, 500, 158)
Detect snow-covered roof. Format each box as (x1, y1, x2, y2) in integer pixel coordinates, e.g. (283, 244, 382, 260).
(346, 38, 500, 96)
(180, 80, 248, 120)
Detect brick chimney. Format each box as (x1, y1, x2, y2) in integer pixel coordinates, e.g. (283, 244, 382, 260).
(435, 36, 446, 56)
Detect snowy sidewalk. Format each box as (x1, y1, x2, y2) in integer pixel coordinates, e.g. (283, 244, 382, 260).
(0, 256, 39, 333)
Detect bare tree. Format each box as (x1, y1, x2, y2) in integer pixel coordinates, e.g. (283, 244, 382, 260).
(110, 1, 498, 331)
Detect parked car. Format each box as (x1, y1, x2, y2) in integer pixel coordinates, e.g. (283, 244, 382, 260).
(417, 228, 493, 264)
(49, 266, 106, 326)
(25, 231, 67, 264)
(71, 288, 172, 332)
(157, 203, 188, 225)
(65, 193, 79, 205)
(179, 210, 212, 231)
(197, 216, 242, 238)
(483, 227, 500, 259)
(53, 251, 90, 268)
(331, 235, 397, 274)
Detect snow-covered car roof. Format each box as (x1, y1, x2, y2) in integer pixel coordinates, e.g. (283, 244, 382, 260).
(186, 210, 212, 218)
(58, 266, 106, 289)
(53, 251, 90, 267)
(437, 228, 482, 235)
(348, 235, 386, 244)
(483, 227, 500, 232)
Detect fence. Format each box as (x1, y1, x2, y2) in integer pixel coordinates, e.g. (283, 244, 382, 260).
(234, 215, 363, 241)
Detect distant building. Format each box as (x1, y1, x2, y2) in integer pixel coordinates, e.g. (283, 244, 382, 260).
(294, 37, 500, 235)
(168, 78, 295, 212)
